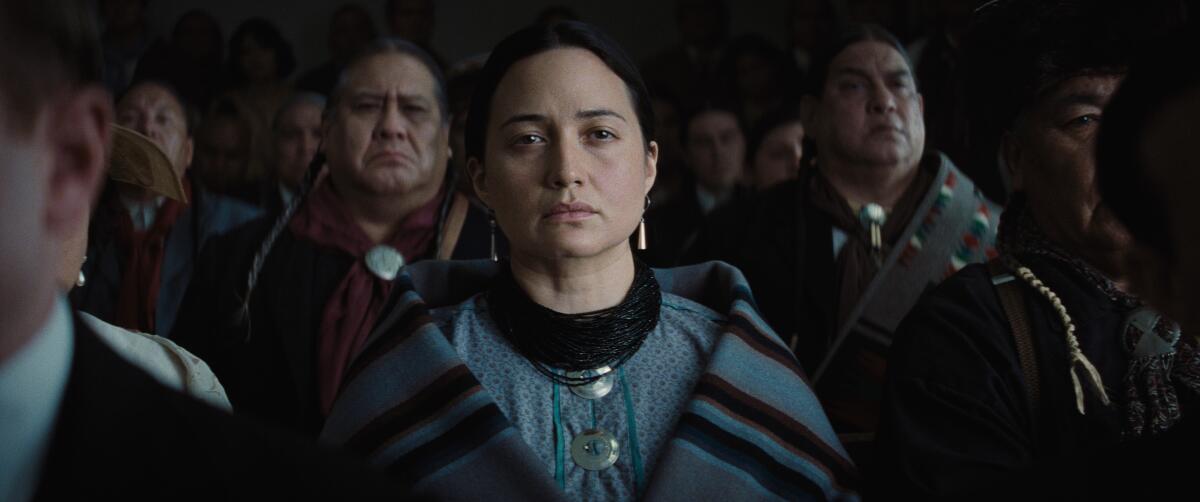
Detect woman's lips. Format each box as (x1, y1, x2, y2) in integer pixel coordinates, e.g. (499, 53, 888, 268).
(544, 202, 598, 222)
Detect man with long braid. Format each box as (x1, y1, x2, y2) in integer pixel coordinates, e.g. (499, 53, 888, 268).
(171, 39, 496, 435)
(872, 1, 1195, 499)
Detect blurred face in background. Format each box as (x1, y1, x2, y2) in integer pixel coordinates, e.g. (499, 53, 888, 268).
(329, 7, 376, 64)
(752, 120, 804, 190)
(685, 109, 744, 193)
(0, 95, 54, 356)
(388, 0, 435, 45)
(273, 100, 323, 188)
(116, 82, 193, 176)
(0, 73, 110, 363)
(173, 11, 222, 64)
(195, 114, 251, 189)
(238, 36, 279, 84)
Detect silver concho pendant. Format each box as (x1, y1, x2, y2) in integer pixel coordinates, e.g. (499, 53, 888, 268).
(570, 428, 620, 471)
(565, 365, 615, 399)
(1125, 307, 1181, 358)
(364, 245, 405, 281)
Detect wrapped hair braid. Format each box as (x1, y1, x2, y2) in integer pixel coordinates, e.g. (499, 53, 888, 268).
(1003, 255, 1113, 414)
(234, 150, 326, 340)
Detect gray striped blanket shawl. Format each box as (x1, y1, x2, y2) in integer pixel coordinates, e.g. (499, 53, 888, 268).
(321, 260, 860, 501)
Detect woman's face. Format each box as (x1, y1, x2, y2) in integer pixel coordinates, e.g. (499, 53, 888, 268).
(752, 120, 804, 190)
(239, 36, 278, 83)
(472, 48, 657, 262)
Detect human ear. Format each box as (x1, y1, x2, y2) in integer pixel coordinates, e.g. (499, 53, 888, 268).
(181, 137, 194, 174)
(1001, 131, 1025, 192)
(644, 140, 659, 196)
(45, 85, 111, 240)
(467, 157, 490, 206)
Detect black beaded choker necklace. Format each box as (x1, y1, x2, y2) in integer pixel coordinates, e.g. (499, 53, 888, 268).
(487, 258, 662, 386)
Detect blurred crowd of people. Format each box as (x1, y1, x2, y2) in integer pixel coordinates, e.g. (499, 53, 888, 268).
(2, 0, 1198, 500)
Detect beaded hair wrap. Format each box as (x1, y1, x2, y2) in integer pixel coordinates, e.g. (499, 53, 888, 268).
(487, 258, 662, 387)
(996, 195, 1120, 414)
(1002, 255, 1111, 414)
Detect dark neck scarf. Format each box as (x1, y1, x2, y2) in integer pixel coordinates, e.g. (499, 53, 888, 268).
(113, 179, 191, 333)
(289, 181, 443, 415)
(808, 157, 937, 328)
(999, 195, 1200, 437)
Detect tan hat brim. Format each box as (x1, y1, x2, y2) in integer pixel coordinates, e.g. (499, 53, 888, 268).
(108, 124, 188, 203)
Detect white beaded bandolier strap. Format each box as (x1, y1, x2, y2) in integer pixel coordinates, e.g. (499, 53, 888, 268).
(1004, 256, 1113, 414)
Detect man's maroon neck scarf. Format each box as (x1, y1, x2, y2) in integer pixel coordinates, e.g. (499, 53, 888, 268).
(289, 181, 443, 414)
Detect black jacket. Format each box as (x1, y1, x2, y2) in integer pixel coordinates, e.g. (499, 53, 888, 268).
(873, 256, 1197, 499)
(71, 182, 261, 336)
(33, 314, 403, 500)
(683, 176, 837, 373)
(171, 198, 497, 435)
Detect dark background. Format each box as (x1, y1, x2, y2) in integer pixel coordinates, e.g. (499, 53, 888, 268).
(142, 0, 938, 74)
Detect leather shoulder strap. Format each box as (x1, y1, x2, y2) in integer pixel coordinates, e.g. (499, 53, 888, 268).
(437, 192, 470, 260)
(988, 259, 1041, 424)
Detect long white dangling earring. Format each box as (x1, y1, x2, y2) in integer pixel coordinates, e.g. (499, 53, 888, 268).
(489, 210, 499, 262)
(636, 196, 650, 251)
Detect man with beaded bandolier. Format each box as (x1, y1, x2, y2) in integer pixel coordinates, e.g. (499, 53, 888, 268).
(686, 24, 1001, 463)
(873, 0, 1198, 499)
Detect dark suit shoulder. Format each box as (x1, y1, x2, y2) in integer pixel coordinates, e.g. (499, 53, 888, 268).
(168, 217, 273, 345)
(193, 187, 264, 241)
(36, 318, 405, 500)
(887, 263, 1018, 384)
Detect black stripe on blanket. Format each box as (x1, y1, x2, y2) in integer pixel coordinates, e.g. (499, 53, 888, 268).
(345, 365, 480, 455)
(343, 294, 435, 388)
(726, 315, 812, 384)
(694, 375, 860, 490)
(676, 412, 826, 499)
(387, 402, 509, 482)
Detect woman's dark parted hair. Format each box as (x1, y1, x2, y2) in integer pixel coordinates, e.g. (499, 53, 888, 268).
(465, 20, 657, 164)
(803, 24, 915, 98)
(962, 0, 1186, 198)
(326, 37, 450, 125)
(1096, 22, 1199, 261)
(227, 17, 297, 85)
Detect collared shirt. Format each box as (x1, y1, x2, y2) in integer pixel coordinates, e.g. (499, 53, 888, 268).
(119, 193, 166, 232)
(694, 185, 730, 216)
(0, 298, 73, 502)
